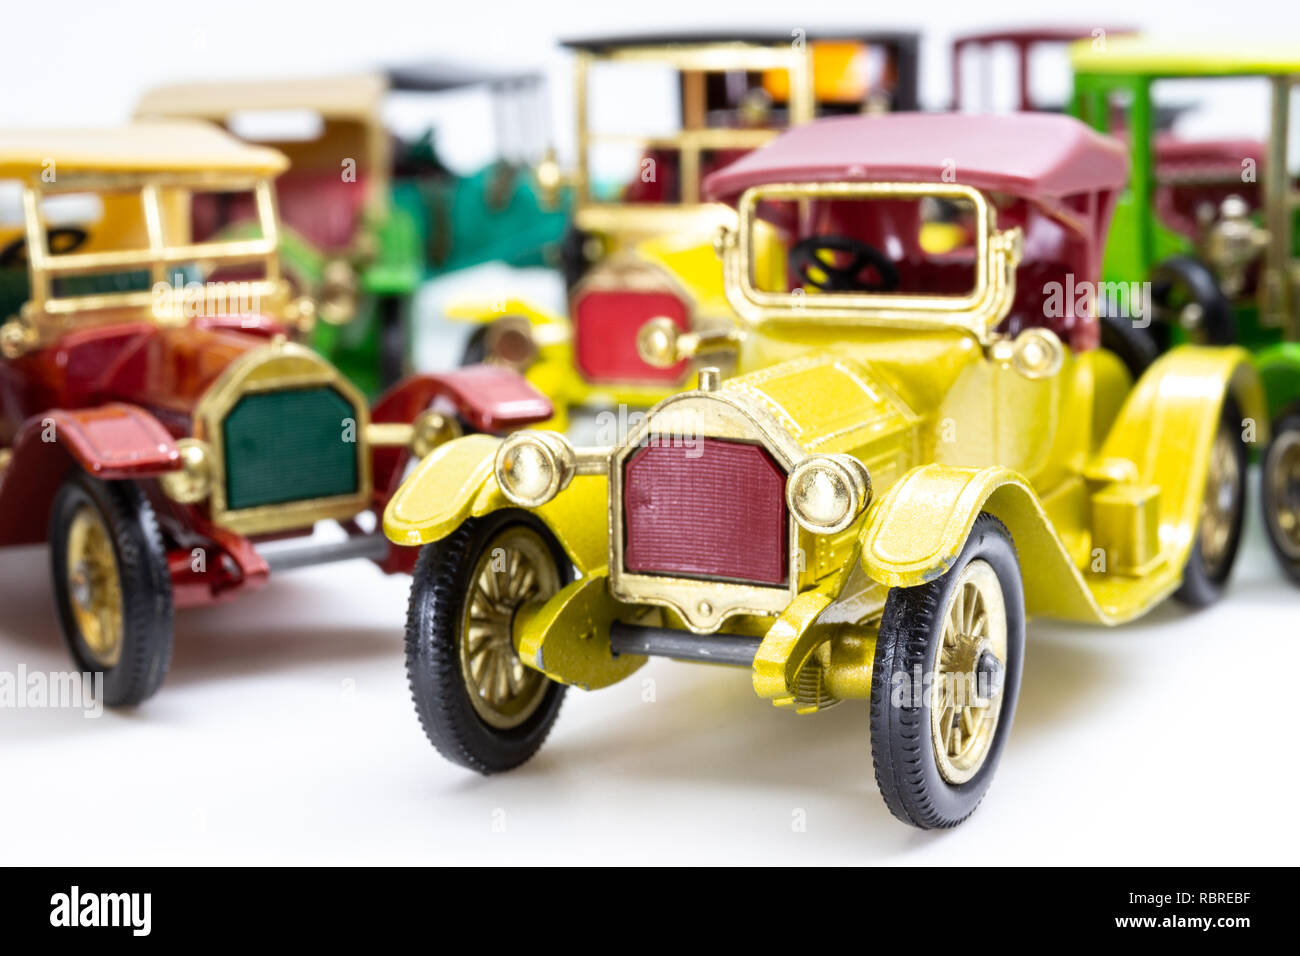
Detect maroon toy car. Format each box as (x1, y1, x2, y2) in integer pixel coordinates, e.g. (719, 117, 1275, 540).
(0, 123, 551, 705)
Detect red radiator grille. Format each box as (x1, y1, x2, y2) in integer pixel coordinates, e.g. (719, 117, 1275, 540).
(623, 438, 788, 585)
(572, 288, 690, 384)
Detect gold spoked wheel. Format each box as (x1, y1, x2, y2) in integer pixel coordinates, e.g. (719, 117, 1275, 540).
(460, 525, 562, 729)
(1200, 424, 1243, 575)
(1266, 430, 1300, 560)
(931, 559, 1008, 785)
(65, 505, 124, 669)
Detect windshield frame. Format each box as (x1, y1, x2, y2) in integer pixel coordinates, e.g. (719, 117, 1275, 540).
(21, 170, 283, 325)
(725, 180, 1022, 341)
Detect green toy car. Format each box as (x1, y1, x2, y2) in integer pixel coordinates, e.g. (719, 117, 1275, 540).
(1071, 36, 1300, 582)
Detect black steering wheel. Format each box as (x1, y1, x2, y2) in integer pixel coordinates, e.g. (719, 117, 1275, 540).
(0, 227, 90, 268)
(789, 234, 900, 293)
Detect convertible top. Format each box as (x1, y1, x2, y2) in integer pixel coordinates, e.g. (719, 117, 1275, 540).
(705, 112, 1129, 204)
(136, 74, 387, 120)
(560, 29, 920, 53)
(0, 121, 288, 179)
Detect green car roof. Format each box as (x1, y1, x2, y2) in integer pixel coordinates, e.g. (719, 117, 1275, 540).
(1070, 36, 1300, 76)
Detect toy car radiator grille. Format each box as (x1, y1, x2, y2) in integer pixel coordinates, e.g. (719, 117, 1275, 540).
(221, 386, 359, 511)
(572, 288, 691, 384)
(622, 437, 788, 585)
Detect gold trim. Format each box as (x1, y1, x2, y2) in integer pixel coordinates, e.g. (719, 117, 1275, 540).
(65, 504, 124, 669)
(725, 181, 1021, 342)
(931, 559, 1007, 785)
(14, 172, 286, 350)
(194, 340, 371, 536)
(608, 387, 813, 633)
(573, 40, 814, 212)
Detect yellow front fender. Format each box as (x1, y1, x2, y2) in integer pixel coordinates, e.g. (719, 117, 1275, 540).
(382, 433, 608, 574)
(859, 465, 1109, 622)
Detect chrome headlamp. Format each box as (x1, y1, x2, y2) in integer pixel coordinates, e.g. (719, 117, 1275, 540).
(785, 454, 871, 534)
(494, 430, 577, 508)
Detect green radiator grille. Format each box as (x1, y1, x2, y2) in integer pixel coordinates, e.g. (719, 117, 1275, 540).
(222, 386, 359, 511)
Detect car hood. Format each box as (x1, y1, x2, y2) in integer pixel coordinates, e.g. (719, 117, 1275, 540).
(56, 316, 288, 436)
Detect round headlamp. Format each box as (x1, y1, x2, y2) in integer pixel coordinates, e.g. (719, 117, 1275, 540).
(785, 454, 871, 534)
(494, 430, 577, 508)
(160, 438, 213, 505)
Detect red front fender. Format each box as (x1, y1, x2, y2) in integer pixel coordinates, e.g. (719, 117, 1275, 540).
(372, 366, 553, 433)
(0, 404, 180, 546)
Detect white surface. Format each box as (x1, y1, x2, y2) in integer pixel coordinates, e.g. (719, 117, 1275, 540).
(3, 0, 1300, 865)
(1, 490, 1296, 865)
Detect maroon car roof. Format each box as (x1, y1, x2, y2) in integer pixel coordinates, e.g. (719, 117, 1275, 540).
(704, 113, 1130, 204)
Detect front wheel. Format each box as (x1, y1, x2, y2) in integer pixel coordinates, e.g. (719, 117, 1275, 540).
(48, 471, 174, 706)
(869, 513, 1025, 829)
(405, 511, 572, 773)
(1174, 397, 1248, 606)
(1261, 412, 1300, 585)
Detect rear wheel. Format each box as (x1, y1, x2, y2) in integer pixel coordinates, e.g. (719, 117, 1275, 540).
(1147, 256, 1235, 352)
(869, 514, 1025, 829)
(1261, 412, 1300, 585)
(377, 295, 409, 392)
(1174, 398, 1248, 606)
(405, 511, 571, 773)
(49, 472, 173, 706)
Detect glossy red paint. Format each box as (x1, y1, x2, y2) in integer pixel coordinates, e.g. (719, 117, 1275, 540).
(623, 438, 788, 585)
(572, 288, 690, 384)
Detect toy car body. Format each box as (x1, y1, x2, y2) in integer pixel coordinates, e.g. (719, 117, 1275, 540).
(450, 30, 921, 428)
(1070, 37, 1300, 580)
(136, 68, 570, 396)
(0, 122, 553, 705)
(385, 113, 1263, 828)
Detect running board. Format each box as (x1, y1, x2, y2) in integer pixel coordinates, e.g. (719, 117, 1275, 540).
(608, 622, 762, 666)
(257, 533, 389, 573)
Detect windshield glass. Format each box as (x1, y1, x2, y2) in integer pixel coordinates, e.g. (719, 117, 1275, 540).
(745, 192, 982, 299)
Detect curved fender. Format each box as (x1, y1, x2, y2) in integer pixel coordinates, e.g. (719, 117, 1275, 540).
(1239, 341, 1299, 422)
(514, 573, 646, 690)
(0, 404, 180, 547)
(382, 433, 608, 574)
(1099, 346, 1265, 558)
(859, 464, 1111, 623)
(373, 365, 553, 433)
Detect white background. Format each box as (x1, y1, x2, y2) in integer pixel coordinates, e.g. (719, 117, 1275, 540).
(2, 0, 1300, 864)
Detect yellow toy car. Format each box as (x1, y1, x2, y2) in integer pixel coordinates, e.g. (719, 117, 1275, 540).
(453, 31, 921, 429)
(385, 113, 1263, 828)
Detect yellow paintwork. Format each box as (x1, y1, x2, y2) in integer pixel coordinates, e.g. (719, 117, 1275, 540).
(386, 326, 1261, 702)
(1069, 36, 1300, 76)
(445, 230, 765, 427)
(385, 433, 608, 575)
(388, 143, 1264, 708)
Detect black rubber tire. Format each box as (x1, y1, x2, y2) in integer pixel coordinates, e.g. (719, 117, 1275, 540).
(1100, 311, 1160, 381)
(869, 514, 1025, 829)
(377, 295, 409, 391)
(559, 224, 595, 291)
(1260, 411, 1300, 586)
(459, 326, 489, 367)
(1174, 397, 1249, 607)
(1148, 255, 1236, 352)
(405, 511, 571, 773)
(48, 472, 174, 707)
